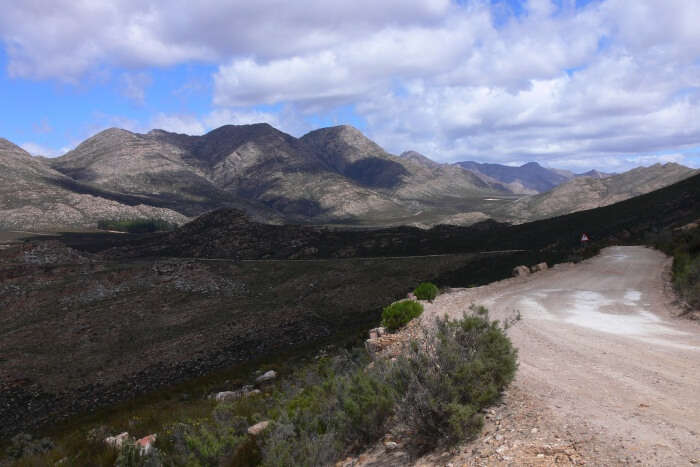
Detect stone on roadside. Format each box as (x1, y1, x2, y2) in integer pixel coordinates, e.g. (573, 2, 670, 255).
(530, 262, 548, 273)
(247, 421, 270, 436)
(512, 265, 530, 277)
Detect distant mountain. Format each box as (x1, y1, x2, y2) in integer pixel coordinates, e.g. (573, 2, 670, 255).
(0, 123, 694, 231)
(498, 163, 698, 223)
(0, 138, 187, 231)
(454, 161, 574, 194)
(51, 124, 508, 227)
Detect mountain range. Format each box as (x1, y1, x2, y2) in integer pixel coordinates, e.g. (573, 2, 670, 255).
(454, 160, 613, 194)
(0, 124, 696, 231)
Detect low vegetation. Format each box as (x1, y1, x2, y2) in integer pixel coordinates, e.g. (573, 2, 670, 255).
(653, 224, 700, 310)
(381, 300, 424, 331)
(393, 306, 518, 449)
(3, 306, 517, 466)
(96, 218, 178, 233)
(413, 282, 439, 301)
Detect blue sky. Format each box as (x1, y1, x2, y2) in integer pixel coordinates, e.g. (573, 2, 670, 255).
(1, 0, 699, 172)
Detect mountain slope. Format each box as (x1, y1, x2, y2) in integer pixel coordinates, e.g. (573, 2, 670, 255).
(53, 125, 507, 226)
(498, 163, 698, 223)
(455, 161, 574, 194)
(0, 139, 187, 231)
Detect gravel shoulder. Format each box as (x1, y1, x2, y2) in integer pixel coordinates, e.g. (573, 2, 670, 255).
(351, 246, 700, 466)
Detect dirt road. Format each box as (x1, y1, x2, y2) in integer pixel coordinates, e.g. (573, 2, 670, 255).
(410, 246, 700, 466)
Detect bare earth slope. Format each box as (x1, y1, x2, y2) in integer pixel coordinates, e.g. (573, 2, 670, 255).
(418, 246, 700, 465)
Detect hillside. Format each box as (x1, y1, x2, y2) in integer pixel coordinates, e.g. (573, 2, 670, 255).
(498, 163, 698, 223)
(0, 138, 187, 231)
(50, 124, 508, 227)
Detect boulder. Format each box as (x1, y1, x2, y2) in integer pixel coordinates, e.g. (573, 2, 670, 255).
(213, 385, 261, 401)
(365, 334, 402, 357)
(105, 432, 129, 449)
(247, 421, 270, 436)
(368, 326, 386, 340)
(136, 434, 157, 455)
(512, 265, 530, 277)
(255, 370, 277, 384)
(530, 262, 548, 273)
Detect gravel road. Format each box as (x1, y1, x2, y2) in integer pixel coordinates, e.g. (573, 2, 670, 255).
(412, 245, 700, 466)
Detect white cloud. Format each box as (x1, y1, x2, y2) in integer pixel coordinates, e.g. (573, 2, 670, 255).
(150, 113, 206, 135)
(120, 72, 153, 104)
(20, 142, 71, 157)
(2, 0, 700, 171)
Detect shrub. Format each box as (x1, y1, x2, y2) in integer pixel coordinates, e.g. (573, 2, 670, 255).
(381, 300, 424, 331)
(391, 306, 518, 450)
(413, 282, 439, 301)
(335, 370, 396, 444)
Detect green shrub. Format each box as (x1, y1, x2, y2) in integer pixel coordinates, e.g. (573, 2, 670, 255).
(335, 371, 396, 444)
(381, 300, 424, 331)
(391, 306, 517, 450)
(413, 282, 439, 301)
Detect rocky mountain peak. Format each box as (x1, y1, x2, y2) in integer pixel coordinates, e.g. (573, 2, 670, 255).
(400, 150, 441, 169)
(0, 138, 33, 160)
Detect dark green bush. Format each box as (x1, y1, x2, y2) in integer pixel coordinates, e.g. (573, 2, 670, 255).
(654, 225, 700, 310)
(414, 282, 439, 301)
(381, 300, 424, 331)
(391, 306, 517, 449)
(97, 218, 178, 233)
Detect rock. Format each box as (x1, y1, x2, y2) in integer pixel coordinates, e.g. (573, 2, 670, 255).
(512, 265, 530, 277)
(136, 434, 157, 455)
(530, 262, 548, 273)
(384, 441, 399, 450)
(105, 432, 130, 449)
(407, 292, 417, 300)
(368, 326, 386, 339)
(255, 370, 277, 384)
(247, 421, 270, 436)
(365, 334, 402, 357)
(213, 385, 260, 401)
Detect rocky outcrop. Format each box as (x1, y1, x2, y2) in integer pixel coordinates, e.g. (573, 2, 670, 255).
(255, 370, 277, 384)
(530, 262, 548, 273)
(247, 421, 270, 436)
(512, 265, 531, 277)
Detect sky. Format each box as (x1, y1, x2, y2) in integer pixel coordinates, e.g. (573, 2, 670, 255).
(1, 0, 699, 172)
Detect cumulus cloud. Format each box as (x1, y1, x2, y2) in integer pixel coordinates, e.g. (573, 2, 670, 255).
(2, 0, 700, 170)
(120, 72, 153, 104)
(150, 113, 206, 135)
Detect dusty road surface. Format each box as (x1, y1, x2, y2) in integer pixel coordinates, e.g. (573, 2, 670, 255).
(348, 246, 700, 466)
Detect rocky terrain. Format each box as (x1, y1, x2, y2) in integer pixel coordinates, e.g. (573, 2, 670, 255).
(0, 139, 187, 231)
(498, 162, 698, 223)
